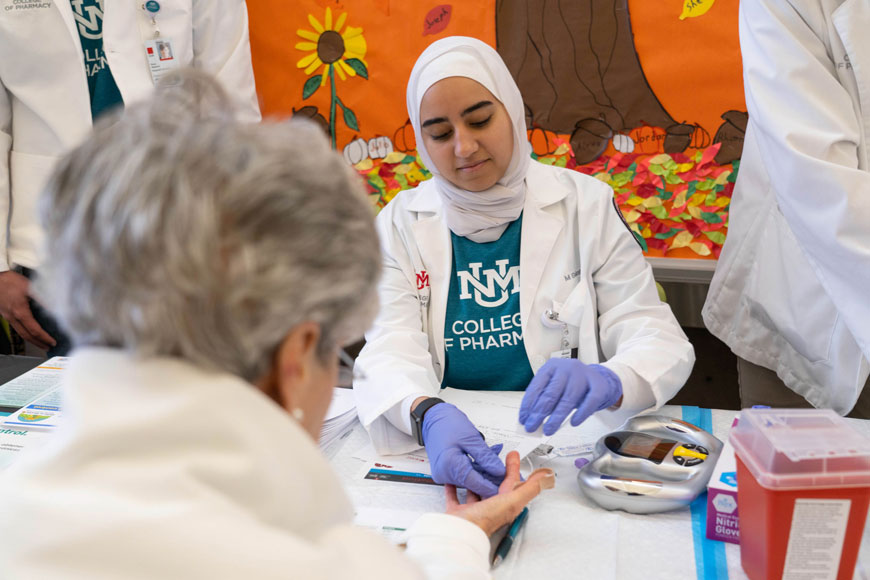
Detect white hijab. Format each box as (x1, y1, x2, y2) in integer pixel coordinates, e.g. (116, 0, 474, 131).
(407, 36, 531, 243)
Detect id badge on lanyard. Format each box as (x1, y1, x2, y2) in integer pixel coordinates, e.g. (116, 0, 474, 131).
(140, 1, 178, 84)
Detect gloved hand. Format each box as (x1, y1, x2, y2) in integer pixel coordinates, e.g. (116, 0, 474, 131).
(421, 402, 506, 498)
(519, 359, 622, 435)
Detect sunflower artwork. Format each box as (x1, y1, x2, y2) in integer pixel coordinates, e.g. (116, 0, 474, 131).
(296, 7, 368, 148)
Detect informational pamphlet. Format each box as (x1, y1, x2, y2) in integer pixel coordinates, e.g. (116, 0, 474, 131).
(3, 387, 63, 429)
(0, 357, 68, 414)
(0, 426, 52, 470)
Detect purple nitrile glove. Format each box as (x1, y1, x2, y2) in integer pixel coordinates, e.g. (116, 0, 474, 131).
(519, 359, 622, 436)
(421, 402, 506, 498)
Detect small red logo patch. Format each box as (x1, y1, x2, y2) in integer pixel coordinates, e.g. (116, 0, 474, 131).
(416, 270, 430, 290)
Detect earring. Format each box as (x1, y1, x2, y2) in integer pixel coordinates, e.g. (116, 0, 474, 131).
(291, 407, 305, 422)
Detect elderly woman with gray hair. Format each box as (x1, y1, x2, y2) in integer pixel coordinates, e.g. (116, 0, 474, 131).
(0, 71, 554, 579)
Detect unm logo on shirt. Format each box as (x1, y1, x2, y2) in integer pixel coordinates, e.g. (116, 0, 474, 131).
(72, 0, 103, 39)
(457, 260, 519, 308)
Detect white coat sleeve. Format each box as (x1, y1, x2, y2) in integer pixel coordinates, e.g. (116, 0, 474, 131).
(354, 205, 443, 455)
(191, 0, 261, 123)
(592, 197, 695, 413)
(0, 79, 11, 272)
(738, 0, 870, 359)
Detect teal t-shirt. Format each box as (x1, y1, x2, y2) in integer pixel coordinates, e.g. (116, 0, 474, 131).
(442, 216, 534, 391)
(72, 0, 124, 119)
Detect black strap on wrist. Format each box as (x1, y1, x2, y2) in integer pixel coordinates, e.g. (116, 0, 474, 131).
(410, 397, 444, 446)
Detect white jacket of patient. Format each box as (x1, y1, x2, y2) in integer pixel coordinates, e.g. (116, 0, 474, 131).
(0, 349, 492, 580)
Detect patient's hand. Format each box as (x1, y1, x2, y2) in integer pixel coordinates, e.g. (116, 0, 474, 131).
(444, 450, 554, 536)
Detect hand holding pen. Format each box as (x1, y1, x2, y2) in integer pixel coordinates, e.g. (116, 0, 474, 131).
(444, 450, 554, 537)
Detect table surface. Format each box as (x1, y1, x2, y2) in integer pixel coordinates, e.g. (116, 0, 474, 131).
(328, 405, 870, 580)
(0, 355, 43, 388)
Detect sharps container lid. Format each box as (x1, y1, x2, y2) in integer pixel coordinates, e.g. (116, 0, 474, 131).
(730, 408, 870, 490)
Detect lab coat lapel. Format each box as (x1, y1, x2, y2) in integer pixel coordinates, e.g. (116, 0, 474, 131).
(520, 168, 565, 347)
(53, 1, 84, 62)
(411, 211, 451, 372)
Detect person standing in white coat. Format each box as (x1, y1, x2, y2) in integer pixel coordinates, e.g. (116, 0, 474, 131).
(702, 0, 870, 418)
(0, 71, 555, 579)
(353, 37, 695, 498)
(0, 0, 260, 356)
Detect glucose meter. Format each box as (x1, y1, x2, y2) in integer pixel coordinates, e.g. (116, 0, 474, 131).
(577, 415, 723, 514)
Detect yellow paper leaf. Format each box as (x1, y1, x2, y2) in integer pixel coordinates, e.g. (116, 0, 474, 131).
(713, 197, 730, 207)
(642, 197, 663, 208)
(670, 231, 694, 249)
(354, 158, 374, 171)
(383, 151, 407, 164)
(680, 0, 716, 20)
(553, 143, 570, 156)
(714, 170, 731, 186)
(688, 193, 706, 206)
(690, 242, 712, 256)
(595, 173, 611, 183)
(641, 226, 652, 238)
(626, 197, 644, 206)
(672, 190, 688, 207)
(624, 210, 641, 223)
(648, 154, 671, 165)
(688, 205, 703, 219)
(407, 168, 426, 182)
(393, 164, 412, 175)
(676, 163, 694, 173)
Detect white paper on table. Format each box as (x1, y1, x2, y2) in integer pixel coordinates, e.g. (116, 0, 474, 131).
(353, 506, 423, 544)
(0, 426, 53, 470)
(440, 387, 552, 460)
(325, 387, 355, 421)
(353, 442, 432, 477)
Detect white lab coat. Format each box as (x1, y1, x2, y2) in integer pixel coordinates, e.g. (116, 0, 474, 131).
(355, 161, 695, 454)
(703, 0, 870, 414)
(0, 349, 492, 580)
(0, 0, 261, 271)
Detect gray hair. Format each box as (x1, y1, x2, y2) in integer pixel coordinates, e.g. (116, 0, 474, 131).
(36, 70, 381, 382)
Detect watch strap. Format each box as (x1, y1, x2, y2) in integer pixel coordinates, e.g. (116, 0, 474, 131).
(411, 397, 444, 446)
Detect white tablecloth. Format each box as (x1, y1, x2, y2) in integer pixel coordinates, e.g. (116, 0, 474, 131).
(328, 405, 870, 580)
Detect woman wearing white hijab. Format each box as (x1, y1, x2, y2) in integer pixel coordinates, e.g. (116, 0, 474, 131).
(354, 37, 694, 498)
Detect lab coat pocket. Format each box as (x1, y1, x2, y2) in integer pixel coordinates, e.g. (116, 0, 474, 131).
(554, 281, 598, 363)
(742, 207, 836, 364)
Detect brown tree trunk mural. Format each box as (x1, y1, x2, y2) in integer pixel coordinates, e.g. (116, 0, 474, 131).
(496, 0, 678, 163)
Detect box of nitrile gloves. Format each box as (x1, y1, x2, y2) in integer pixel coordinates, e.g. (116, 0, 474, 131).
(706, 416, 740, 544)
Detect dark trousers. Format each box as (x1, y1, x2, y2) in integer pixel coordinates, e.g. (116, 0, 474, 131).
(17, 267, 72, 357)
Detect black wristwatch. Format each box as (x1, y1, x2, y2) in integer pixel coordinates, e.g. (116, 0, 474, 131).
(410, 397, 445, 446)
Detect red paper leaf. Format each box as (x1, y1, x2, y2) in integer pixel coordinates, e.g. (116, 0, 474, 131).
(423, 5, 452, 36)
(636, 183, 658, 198)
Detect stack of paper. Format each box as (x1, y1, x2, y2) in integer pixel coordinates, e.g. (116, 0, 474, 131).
(319, 387, 358, 456)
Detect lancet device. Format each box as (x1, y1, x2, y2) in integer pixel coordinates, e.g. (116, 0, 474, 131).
(577, 415, 723, 514)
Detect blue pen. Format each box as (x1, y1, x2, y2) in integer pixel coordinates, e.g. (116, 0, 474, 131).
(492, 507, 529, 568)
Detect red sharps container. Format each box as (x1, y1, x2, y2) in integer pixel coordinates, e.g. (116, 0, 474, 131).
(730, 408, 870, 580)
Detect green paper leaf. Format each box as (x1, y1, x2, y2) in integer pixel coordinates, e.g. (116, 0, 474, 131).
(649, 205, 668, 219)
(302, 76, 321, 100)
(703, 230, 727, 244)
(345, 58, 369, 79)
(343, 107, 359, 131)
(705, 191, 717, 205)
(633, 231, 648, 252)
(701, 211, 723, 223)
(654, 228, 682, 240)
